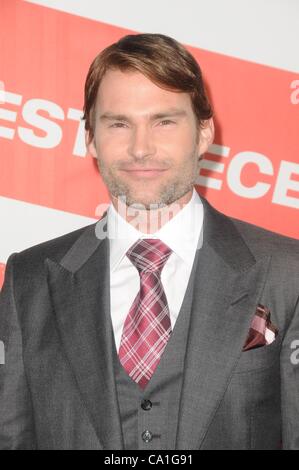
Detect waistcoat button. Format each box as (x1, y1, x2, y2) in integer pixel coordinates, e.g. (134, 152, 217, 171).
(142, 430, 153, 443)
(141, 399, 152, 411)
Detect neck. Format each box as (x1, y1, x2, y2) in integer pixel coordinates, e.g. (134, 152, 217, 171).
(110, 189, 193, 234)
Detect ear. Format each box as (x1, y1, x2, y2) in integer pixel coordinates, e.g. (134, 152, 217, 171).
(197, 118, 214, 156)
(85, 130, 97, 159)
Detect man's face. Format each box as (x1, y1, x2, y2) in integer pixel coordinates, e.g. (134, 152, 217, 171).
(87, 69, 213, 209)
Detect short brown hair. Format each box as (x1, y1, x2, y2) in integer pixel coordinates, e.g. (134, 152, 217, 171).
(83, 33, 213, 142)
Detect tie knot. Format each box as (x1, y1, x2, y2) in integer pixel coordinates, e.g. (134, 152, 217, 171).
(126, 238, 172, 274)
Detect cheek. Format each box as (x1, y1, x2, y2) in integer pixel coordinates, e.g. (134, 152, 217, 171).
(159, 126, 197, 148)
(161, 133, 198, 161)
(96, 133, 128, 160)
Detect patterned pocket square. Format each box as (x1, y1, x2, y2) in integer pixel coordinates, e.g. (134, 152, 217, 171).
(243, 304, 279, 352)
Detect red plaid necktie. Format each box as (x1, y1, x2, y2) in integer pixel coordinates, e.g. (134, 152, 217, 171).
(118, 238, 173, 389)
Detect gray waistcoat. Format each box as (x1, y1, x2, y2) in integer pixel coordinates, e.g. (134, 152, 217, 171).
(113, 246, 201, 450)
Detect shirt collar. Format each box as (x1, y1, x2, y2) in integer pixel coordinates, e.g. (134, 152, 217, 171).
(107, 187, 203, 272)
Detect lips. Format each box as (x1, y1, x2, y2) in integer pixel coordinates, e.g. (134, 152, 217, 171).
(121, 168, 168, 178)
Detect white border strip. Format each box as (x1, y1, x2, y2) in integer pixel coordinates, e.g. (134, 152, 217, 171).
(0, 197, 96, 262)
(25, 0, 299, 73)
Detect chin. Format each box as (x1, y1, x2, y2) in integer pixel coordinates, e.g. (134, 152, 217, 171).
(127, 194, 164, 210)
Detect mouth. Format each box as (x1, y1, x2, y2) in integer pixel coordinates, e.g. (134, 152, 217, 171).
(121, 169, 168, 178)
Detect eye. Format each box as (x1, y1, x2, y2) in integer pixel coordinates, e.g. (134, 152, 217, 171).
(110, 122, 127, 128)
(159, 120, 175, 126)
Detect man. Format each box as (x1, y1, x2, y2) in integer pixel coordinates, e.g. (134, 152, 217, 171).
(0, 33, 298, 450)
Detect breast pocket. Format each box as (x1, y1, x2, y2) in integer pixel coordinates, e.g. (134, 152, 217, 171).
(234, 334, 281, 373)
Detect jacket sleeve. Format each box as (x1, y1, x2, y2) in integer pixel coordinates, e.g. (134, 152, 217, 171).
(280, 294, 299, 449)
(0, 253, 36, 449)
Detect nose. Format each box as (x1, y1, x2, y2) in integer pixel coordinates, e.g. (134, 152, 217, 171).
(128, 125, 156, 160)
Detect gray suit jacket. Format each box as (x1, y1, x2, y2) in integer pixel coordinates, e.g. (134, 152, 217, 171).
(0, 195, 299, 450)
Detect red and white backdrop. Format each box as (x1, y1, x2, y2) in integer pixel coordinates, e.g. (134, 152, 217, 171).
(1, 0, 299, 288)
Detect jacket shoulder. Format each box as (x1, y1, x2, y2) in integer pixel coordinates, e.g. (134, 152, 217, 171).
(11, 222, 98, 272)
(230, 215, 299, 253)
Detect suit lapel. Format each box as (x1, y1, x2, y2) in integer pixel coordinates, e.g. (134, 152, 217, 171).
(45, 215, 124, 450)
(176, 196, 271, 449)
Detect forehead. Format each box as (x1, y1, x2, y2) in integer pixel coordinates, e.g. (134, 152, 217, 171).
(96, 69, 193, 113)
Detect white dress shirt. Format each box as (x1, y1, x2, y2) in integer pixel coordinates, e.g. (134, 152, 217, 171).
(107, 187, 204, 352)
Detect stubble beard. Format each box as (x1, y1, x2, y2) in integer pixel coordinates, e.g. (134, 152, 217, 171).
(96, 151, 200, 211)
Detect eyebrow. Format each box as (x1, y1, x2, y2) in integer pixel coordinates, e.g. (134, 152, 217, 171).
(98, 109, 187, 122)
